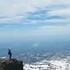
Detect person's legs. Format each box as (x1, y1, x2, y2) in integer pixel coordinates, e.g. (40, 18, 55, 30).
(10, 54, 12, 59)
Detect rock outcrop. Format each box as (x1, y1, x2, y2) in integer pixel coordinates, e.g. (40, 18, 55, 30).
(0, 59, 23, 70)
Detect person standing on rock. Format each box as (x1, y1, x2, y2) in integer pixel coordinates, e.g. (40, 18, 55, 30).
(8, 49, 12, 60)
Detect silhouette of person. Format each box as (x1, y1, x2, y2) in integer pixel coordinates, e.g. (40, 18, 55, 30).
(8, 49, 12, 59)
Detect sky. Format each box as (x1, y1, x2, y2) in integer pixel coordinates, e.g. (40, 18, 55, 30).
(0, 0, 70, 42)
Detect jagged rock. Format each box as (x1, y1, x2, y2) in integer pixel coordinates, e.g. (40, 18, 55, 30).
(0, 59, 23, 70)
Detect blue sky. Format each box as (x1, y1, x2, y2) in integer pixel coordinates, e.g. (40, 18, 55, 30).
(0, 0, 70, 42)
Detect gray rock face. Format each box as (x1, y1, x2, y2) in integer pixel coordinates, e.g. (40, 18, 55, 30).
(0, 59, 23, 70)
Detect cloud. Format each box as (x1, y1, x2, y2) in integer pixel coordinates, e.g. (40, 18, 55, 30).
(33, 43, 39, 47)
(48, 8, 70, 18)
(0, 24, 70, 42)
(0, 0, 70, 25)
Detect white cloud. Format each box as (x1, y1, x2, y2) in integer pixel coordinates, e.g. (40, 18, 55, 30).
(29, 25, 70, 38)
(0, 25, 70, 41)
(0, 0, 70, 24)
(33, 43, 39, 47)
(47, 8, 70, 18)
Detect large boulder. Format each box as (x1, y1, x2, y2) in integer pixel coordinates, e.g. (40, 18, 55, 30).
(0, 59, 23, 70)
